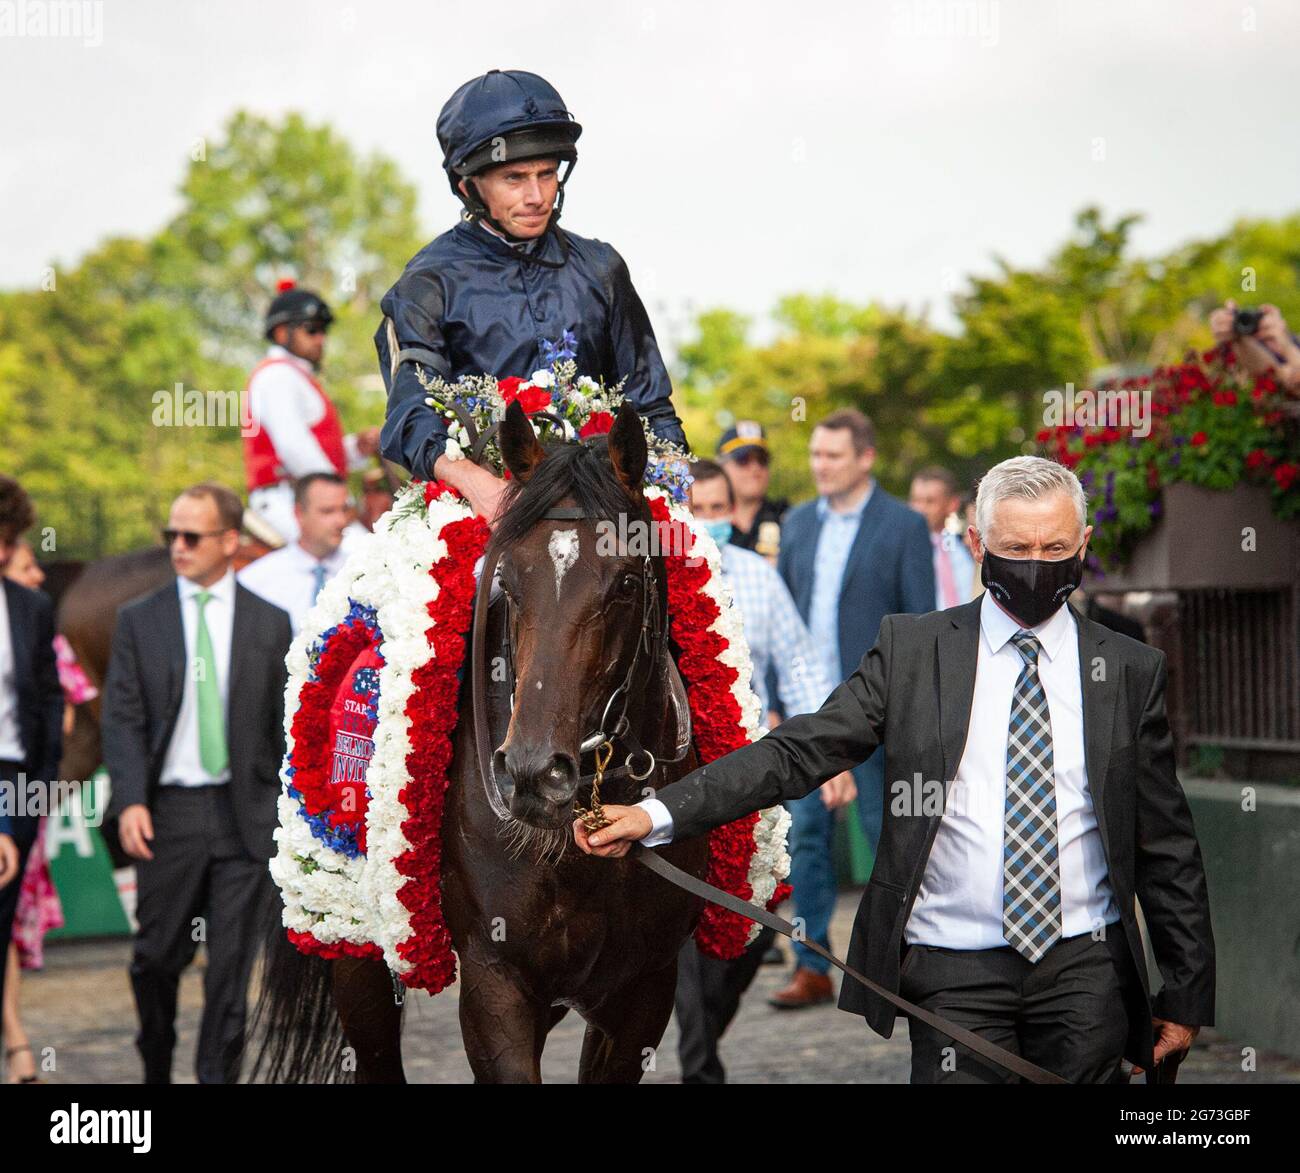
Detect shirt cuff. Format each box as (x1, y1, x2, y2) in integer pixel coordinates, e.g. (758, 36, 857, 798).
(636, 797, 674, 847)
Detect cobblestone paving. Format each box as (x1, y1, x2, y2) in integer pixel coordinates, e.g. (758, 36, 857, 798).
(13, 891, 1299, 1084)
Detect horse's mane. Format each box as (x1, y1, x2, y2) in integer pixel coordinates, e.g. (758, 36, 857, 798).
(486, 437, 648, 560)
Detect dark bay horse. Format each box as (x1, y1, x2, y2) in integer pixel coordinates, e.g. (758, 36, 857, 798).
(257, 402, 710, 1082)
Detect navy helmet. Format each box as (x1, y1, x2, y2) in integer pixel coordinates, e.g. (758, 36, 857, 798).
(437, 70, 581, 227)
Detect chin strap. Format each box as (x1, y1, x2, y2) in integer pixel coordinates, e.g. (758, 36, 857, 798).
(458, 161, 575, 269)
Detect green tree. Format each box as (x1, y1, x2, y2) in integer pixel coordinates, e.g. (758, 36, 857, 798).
(0, 111, 427, 557)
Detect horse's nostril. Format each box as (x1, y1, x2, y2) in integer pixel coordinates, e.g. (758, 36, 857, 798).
(501, 747, 577, 805)
(538, 754, 577, 801)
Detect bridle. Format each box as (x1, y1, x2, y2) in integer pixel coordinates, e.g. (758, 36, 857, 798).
(470, 502, 690, 824)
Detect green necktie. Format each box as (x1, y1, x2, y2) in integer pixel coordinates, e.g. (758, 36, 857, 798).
(193, 590, 228, 777)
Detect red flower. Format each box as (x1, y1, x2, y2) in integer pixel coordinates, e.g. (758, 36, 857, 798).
(580, 412, 615, 438)
(1190, 431, 1208, 447)
(1275, 463, 1299, 492)
(499, 376, 551, 414)
(1245, 449, 1274, 472)
(1212, 390, 1237, 407)
(517, 384, 553, 414)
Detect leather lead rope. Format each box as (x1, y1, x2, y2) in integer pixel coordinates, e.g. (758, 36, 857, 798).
(633, 844, 1071, 1085)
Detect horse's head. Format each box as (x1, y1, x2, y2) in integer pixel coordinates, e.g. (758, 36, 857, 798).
(486, 400, 663, 832)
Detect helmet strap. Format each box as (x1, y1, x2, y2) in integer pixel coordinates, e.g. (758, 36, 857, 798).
(457, 165, 575, 269)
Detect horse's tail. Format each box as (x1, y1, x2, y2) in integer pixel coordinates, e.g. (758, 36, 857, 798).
(248, 918, 352, 1084)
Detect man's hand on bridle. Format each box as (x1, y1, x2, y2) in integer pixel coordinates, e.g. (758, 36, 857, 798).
(573, 805, 652, 859)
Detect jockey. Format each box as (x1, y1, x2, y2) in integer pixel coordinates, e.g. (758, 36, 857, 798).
(375, 69, 688, 520)
(244, 281, 381, 542)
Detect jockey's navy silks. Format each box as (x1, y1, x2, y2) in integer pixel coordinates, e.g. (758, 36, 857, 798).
(375, 220, 686, 479)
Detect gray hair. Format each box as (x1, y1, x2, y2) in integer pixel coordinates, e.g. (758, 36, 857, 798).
(974, 456, 1087, 540)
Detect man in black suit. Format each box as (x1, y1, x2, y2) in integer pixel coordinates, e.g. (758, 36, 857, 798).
(0, 477, 64, 1054)
(578, 456, 1215, 1083)
(104, 482, 292, 1084)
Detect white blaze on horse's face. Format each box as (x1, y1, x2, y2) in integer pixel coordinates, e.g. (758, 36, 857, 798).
(548, 528, 580, 602)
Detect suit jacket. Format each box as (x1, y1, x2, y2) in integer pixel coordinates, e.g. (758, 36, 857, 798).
(0, 579, 64, 839)
(657, 598, 1216, 1068)
(102, 578, 292, 862)
(775, 485, 935, 793)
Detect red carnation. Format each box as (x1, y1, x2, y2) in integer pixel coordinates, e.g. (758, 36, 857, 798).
(1275, 463, 1299, 492)
(1245, 449, 1273, 472)
(517, 384, 552, 414)
(580, 412, 615, 438)
(1190, 431, 1208, 447)
(497, 376, 525, 403)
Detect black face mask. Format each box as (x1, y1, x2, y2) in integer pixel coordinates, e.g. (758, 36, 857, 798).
(980, 543, 1085, 628)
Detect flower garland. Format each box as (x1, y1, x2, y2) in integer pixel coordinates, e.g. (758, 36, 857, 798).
(415, 348, 694, 505)
(272, 475, 791, 986)
(646, 489, 793, 958)
(271, 483, 486, 986)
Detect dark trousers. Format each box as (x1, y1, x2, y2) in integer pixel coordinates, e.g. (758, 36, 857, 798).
(130, 785, 273, 1084)
(674, 925, 775, 1083)
(900, 929, 1133, 1084)
(0, 761, 39, 1054)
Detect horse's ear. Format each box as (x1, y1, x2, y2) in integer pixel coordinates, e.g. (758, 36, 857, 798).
(499, 400, 545, 483)
(607, 402, 647, 495)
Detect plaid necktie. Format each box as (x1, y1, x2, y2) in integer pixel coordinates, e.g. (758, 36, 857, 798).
(1003, 631, 1062, 962)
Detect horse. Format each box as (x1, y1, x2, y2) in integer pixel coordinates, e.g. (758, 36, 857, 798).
(254, 401, 711, 1083)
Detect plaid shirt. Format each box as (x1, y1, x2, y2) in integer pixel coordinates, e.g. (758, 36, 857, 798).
(720, 543, 833, 717)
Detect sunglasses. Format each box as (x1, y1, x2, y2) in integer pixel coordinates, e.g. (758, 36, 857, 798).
(297, 322, 329, 336)
(730, 450, 769, 469)
(162, 528, 228, 549)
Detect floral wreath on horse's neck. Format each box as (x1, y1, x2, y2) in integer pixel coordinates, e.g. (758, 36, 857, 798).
(413, 330, 694, 502)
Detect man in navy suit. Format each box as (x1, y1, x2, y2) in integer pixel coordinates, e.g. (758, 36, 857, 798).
(0, 477, 64, 1052)
(770, 409, 934, 1007)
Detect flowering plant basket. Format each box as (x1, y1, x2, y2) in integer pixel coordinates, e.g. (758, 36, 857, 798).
(1037, 347, 1299, 569)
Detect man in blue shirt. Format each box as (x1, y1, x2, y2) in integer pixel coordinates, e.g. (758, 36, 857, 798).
(673, 460, 855, 1078)
(768, 409, 934, 1008)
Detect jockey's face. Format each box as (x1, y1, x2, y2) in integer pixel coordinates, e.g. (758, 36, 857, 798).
(462, 158, 559, 238)
(274, 321, 327, 366)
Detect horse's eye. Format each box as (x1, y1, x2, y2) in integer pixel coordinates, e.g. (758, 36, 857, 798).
(618, 572, 640, 596)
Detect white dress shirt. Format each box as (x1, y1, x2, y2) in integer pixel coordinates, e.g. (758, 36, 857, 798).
(247, 345, 368, 479)
(238, 541, 345, 635)
(0, 585, 26, 760)
(159, 570, 235, 787)
(904, 592, 1119, 947)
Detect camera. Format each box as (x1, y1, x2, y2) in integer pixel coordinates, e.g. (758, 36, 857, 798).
(1233, 307, 1263, 336)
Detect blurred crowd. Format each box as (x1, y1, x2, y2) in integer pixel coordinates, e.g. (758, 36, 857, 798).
(0, 294, 1291, 1084)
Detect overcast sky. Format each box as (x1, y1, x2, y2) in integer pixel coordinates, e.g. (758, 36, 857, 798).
(2, 0, 1297, 346)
